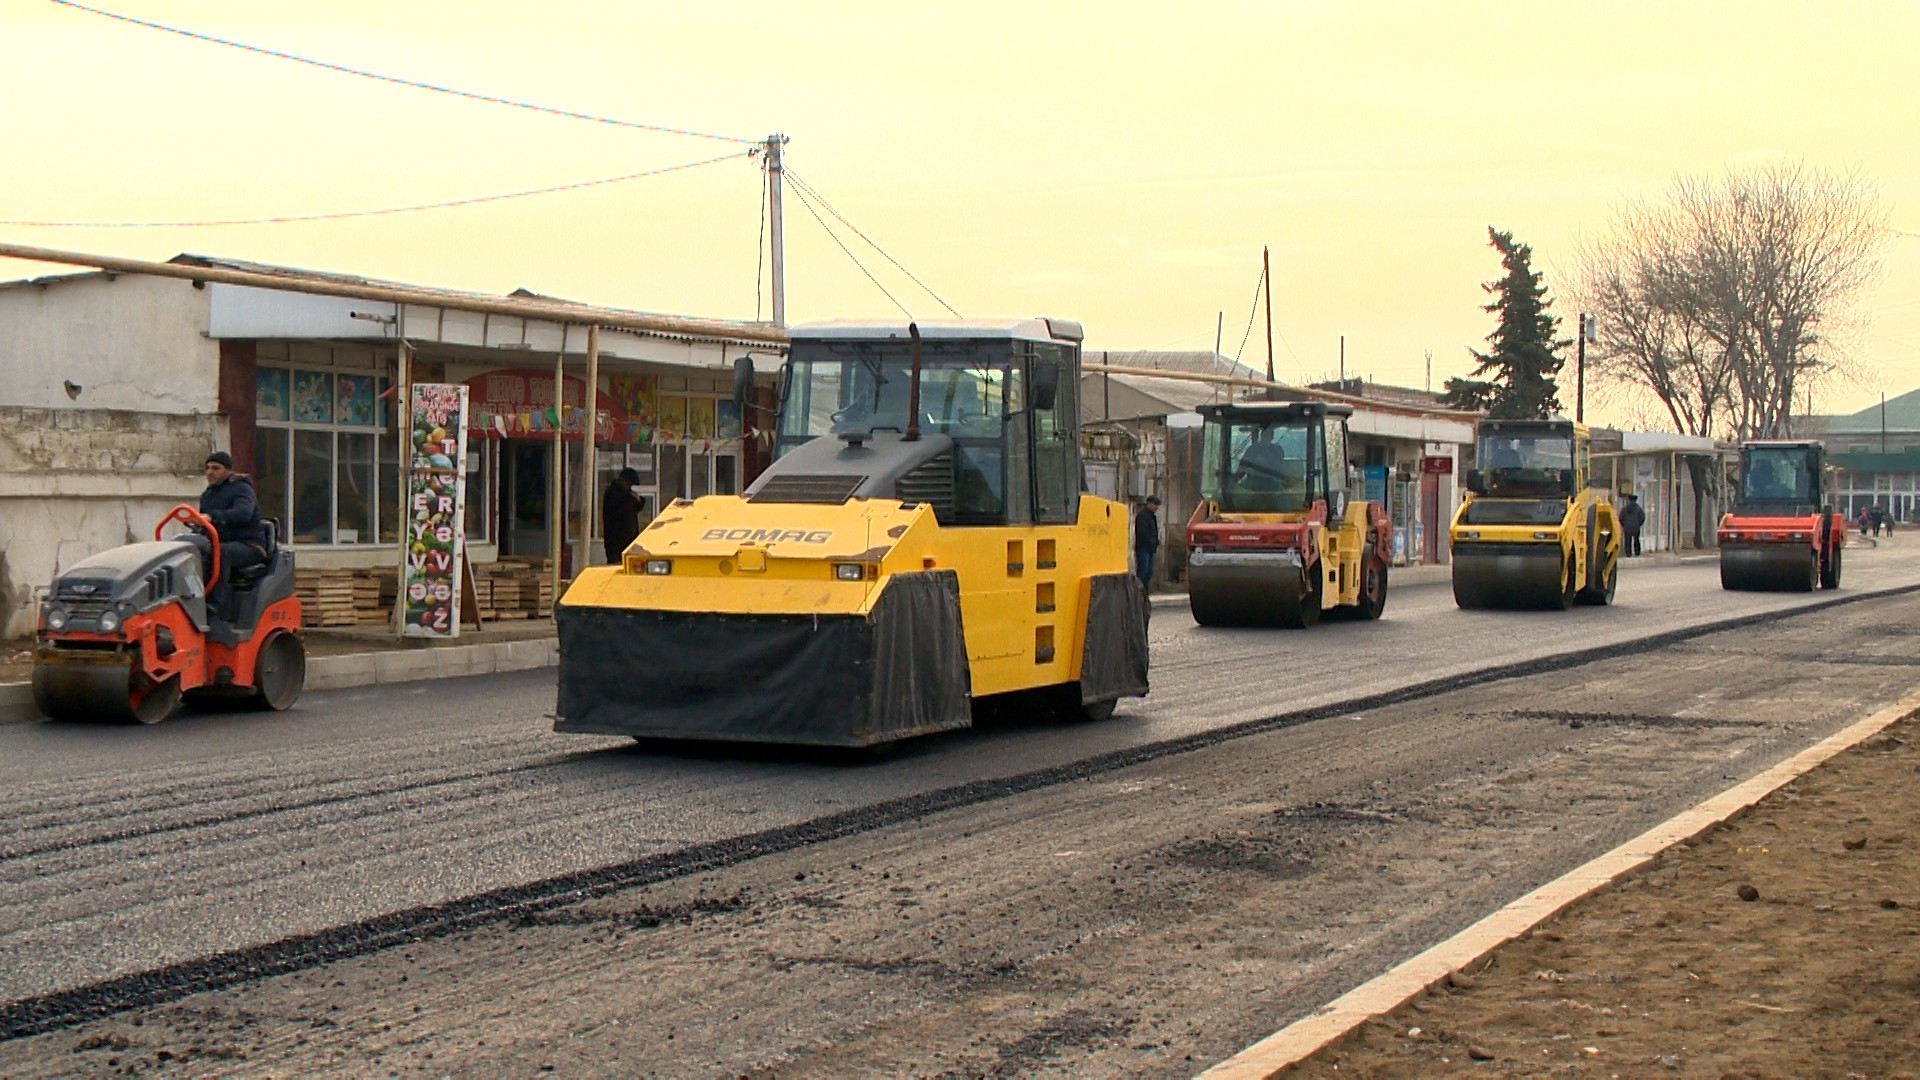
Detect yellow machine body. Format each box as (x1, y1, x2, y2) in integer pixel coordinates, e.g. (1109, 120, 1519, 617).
(560, 491, 1130, 699)
(1449, 419, 1620, 610)
(554, 316, 1151, 747)
(1185, 400, 1391, 627)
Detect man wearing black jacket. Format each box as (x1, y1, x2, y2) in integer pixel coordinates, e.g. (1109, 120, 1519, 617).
(1134, 495, 1161, 590)
(190, 451, 269, 621)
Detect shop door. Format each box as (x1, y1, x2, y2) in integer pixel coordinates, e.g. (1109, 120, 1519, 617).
(662, 447, 743, 500)
(502, 442, 552, 557)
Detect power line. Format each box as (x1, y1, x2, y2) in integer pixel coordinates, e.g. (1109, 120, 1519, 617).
(0, 151, 752, 227)
(755, 157, 770, 322)
(49, 0, 760, 145)
(785, 182, 912, 320)
(1230, 260, 1264, 364)
(784, 170, 961, 318)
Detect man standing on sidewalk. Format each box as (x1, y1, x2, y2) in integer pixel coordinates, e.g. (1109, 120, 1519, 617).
(1134, 496, 1162, 591)
(1619, 492, 1645, 557)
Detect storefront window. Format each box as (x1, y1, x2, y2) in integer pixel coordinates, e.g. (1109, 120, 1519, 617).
(293, 429, 335, 544)
(256, 428, 290, 538)
(465, 441, 491, 542)
(336, 432, 376, 545)
(257, 361, 395, 546)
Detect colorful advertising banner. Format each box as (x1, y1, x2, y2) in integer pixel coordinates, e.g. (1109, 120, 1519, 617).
(401, 383, 470, 638)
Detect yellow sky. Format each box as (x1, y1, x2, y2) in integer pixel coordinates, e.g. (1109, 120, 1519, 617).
(5, 1, 1918, 423)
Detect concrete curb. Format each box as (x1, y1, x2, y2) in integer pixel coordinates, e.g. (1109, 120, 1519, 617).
(1198, 687, 1920, 1079)
(0, 637, 560, 724)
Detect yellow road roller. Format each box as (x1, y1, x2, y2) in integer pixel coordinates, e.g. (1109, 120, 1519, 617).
(555, 318, 1150, 747)
(1185, 401, 1391, 627)
(1450, 418, 1620, 610)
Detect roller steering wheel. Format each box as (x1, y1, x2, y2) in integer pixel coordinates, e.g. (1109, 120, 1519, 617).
(156, 504, 221, 584)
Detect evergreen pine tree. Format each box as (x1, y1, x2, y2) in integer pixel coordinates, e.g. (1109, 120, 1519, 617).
(1442, 227, 1567, 418)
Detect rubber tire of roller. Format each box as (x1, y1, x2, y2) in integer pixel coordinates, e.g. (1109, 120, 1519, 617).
(1357, 559, 1388, 620)
(1578, 552, 1617, 606)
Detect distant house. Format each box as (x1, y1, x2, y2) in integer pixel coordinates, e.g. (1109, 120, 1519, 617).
(1800, 388, 1920, 522)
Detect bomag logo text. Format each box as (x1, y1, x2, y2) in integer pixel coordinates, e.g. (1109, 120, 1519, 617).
(702, 528, 833, 543)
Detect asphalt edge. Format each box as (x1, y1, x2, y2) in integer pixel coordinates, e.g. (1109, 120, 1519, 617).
(1197, 687, 1920, 1079)
(0, 638, 559, 724)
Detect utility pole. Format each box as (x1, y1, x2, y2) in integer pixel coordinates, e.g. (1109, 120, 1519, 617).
(1576, 313, 1597, 422)
(1262, 246, 1275, 383)
(1424, 348, 1432, 394)
(765, 133, 789, 327)
(1882, 391, 1888, 454)
(1214, 310, 1224, 359)
(1339, 335, 1345, 385)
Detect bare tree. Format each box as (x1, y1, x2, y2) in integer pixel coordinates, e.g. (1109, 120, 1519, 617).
(1576, 161, 1886, 441)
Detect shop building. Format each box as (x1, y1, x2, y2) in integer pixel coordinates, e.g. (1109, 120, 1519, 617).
(0, 252, 784, 638)
(1802, 387, 1920, 523)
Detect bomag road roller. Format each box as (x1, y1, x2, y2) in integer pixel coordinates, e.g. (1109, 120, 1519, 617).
(33, 505, 305, 723)
(1718, 440, 1846, 591)
(554, 318, 1150, 748)
(1185, 401, 1390, 628)
(1450, 418, 1620, 610)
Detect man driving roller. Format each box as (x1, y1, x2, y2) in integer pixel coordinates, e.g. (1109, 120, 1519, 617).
(189, 451, 270, 622)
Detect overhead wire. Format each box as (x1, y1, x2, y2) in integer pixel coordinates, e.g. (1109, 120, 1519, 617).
(784, 169, 961, 318)
(48, 0, 761, 145)
(0, 151, 754, 228)
(755, 157, 769, 321)
(1230, 260, 1265, 364)
(784, 182, 912, 319)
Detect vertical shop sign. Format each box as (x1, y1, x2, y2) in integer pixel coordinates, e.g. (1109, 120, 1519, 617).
(402, 383, 470, 638)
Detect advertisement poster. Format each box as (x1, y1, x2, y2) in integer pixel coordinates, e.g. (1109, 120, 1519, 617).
(401, 383, 470, 638)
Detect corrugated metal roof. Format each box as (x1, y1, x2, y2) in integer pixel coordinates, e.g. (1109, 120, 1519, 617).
(1084, 350, 1264, 379)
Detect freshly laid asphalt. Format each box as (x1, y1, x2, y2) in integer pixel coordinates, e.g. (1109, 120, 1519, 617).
(1, 547, 1915, 1011)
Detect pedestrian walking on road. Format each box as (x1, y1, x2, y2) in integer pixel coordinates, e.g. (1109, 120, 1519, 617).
(1619, 492, 1645, 557)
(602, 467, 645, 563)
(1134, 495, 1162, 591)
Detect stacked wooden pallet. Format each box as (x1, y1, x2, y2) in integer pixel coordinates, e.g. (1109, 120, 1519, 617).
(293, 569, 360, 627)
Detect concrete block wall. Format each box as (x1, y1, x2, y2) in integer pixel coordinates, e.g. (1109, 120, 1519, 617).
(0, 407, 215, 637)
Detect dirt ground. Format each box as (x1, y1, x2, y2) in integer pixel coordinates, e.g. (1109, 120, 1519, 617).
(1282, 711, 1920, 1080)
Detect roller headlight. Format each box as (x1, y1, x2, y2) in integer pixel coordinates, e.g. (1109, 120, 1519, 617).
(1459, 530, 1480, 540)
(643, 559, 672, 576)
(1532, 531, 1555, 540)
(833, 562, 877, 582)
(98, 610, 120, 633)
(44, 605, 68, 631)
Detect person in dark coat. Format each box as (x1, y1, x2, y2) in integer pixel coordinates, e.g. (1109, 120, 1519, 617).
(602, 467, 645, 563)
(189, 451, 269, 621)
(1134, 495, 1162, 589)
(1619, 492, 1645, 557)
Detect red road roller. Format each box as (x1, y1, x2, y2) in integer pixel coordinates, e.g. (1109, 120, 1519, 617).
(1718, 441, 1846, 592)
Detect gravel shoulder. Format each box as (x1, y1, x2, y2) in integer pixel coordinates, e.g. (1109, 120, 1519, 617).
(0, 594, 1915, 1077)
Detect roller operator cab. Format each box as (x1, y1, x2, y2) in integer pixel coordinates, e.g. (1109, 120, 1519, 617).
(553, 318, 1150, 748)
(1450, 418, 1620, 610)
(1718, 441, 1845, 592)
(1185, 401, 1390, 627)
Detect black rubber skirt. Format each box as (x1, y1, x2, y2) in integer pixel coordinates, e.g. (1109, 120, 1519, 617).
(554, 570, 972, 747)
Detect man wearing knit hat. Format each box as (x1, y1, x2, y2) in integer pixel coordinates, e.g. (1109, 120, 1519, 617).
(189, 450, 269, 624)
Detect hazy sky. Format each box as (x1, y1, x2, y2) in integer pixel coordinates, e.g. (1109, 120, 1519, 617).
(5, 1, 1917, 423)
